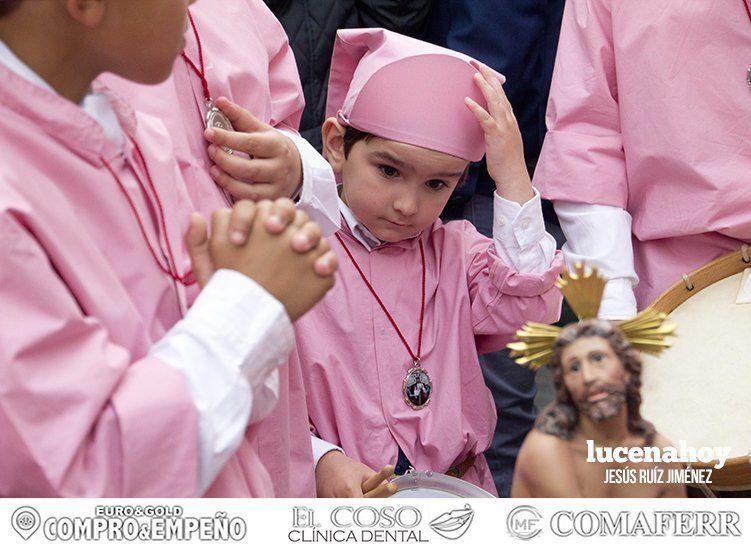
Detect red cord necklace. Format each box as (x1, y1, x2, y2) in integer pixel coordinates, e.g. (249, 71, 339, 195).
(101, 137, 195, 286)
(180, 10, 235, 152)
(334, 232, 432, 409)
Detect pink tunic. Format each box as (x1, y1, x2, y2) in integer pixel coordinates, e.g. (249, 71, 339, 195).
(533, 0, 751, 307)
(103, 0, 316, 497)
(104, 0, 305, 218)
(0, 66, 275, 497)
(294, 221, 563, 495)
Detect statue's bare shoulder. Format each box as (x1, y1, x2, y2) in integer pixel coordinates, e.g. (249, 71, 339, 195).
(512, 429, 580, 497)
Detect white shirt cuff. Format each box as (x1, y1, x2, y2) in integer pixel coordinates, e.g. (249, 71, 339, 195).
(599, 278, 638, 320)
(151, 269, 294, 494)
(311, 435, 343, 467)
(280, 130, 341, 237)
(554, 201, 639, 316)
(492, 188, 557, 273)
(185, 269, 293, 389)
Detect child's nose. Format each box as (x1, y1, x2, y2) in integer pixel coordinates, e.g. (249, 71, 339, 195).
(393, 192, 418, 216)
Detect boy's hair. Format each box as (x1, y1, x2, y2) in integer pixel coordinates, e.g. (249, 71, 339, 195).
(0, 0, 22, 17)
(342, 127, 375, 158)
(342, 126, 469, 186)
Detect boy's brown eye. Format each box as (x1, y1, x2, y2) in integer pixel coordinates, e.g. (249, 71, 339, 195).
(427, 179, 447, 190)
(380, 165, 398, 178)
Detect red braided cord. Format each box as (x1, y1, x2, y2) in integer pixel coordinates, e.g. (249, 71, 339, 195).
(180, 10, 211, 103)
(335, 232, 426, 363)
(101, 141, 195, 286)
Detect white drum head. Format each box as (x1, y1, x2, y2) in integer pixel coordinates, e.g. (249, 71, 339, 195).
(641, 271, 751, 461)
(390, 471, 494, 498)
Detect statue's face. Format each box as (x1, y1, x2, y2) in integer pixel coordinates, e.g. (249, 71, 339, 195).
(560, 336, 628, 422)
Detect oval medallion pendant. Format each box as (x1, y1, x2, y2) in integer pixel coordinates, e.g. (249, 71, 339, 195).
(205, 104, 235, 155)
(403, 366, 432, 410)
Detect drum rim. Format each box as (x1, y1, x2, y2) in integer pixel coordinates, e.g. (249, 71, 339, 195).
(390, 471, 495, 498)
(649, 247, 751, 314)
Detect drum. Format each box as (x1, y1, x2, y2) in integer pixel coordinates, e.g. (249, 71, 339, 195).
(389, 471, 494, 498)
(640, 248, 751, 491)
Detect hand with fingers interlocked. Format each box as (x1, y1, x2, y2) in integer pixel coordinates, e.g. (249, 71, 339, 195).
(465, 63, 535, 206)
(204, 97, 303, 202)
(184, 198, 338, 321)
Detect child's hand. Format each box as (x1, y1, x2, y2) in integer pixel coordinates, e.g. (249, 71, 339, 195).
(185, 199, 338, 320)
(184, 199, 336, 288)
(204, 97, 303, 202)
(315, 451, 396, 498)
(465, 64, 535, 205)
(362, 465, 398, 498)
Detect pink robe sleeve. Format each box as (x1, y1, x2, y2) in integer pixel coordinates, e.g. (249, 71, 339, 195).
(533, 0, 628, 208)
(252, 0, 305, 133)
(0, 215, 199, 497)
(449, 221, 564, 354)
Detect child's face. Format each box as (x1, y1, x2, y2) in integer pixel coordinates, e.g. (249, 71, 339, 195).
(99, 0, 195, 84)
(324, 120, 467, 243)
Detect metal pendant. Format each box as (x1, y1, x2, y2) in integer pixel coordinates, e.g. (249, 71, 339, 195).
(205, 103, 235, 155)
(747, 65, 751, 90)
(403, 364, 432, 410)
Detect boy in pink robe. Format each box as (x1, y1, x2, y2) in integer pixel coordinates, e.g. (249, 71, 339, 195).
(103, 0, 339, 498)
(533, 0, 751, 317)
(0, 0, 336, 497)
(291, 29, 564, 496)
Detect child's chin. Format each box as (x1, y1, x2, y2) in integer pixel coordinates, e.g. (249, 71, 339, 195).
(374, 229, 415, 244)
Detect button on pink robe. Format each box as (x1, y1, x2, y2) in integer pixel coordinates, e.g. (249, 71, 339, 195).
(0, 66, 273, 497)
(294, 221, 563, 496)
(103, 0, 316, 497)
(534, 0, 751, 307)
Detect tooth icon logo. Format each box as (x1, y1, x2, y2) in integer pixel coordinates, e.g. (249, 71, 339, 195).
(11, 506, 41, 541)
(429, 504, 475, 540)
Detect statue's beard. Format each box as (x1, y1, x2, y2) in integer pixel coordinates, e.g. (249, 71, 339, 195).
(575, 384, 627, 422)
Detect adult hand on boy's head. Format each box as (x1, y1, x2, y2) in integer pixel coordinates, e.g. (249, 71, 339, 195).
(315, 451, 396, 498)
(465, 63, 535, 205)
(204, 97, 303, 202)
(206, 200, 337, 321)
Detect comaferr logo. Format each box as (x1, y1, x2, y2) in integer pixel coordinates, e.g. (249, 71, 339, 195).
(506, 508, 743, 539)
(550, 510, 742, 537)
(506, 505, 543, 540)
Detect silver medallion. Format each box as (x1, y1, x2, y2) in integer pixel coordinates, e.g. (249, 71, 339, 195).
(403, 364, 432, 410)
(747, 65, 751, 90)
(205, 103, 235, 155)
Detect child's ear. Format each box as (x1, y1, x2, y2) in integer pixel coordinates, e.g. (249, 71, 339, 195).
(65, 0, 106, 28)
(322, 117, 347, 174)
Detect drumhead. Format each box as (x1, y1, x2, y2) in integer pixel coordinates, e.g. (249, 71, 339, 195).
(641, 271, 751, 461)
(389, 471, 494, 498)
(640, 250, 751, 489)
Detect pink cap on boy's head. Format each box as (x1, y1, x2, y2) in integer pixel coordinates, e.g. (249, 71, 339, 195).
(326, 28, 505, 162)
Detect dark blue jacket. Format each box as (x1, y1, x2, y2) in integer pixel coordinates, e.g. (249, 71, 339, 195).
(426, 0, 564, 200)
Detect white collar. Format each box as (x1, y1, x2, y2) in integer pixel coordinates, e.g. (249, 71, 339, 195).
(0, 39, 123, 147)
(338, 198, 385, 252)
